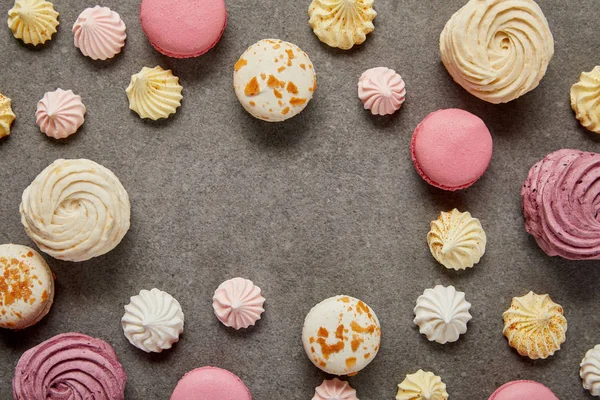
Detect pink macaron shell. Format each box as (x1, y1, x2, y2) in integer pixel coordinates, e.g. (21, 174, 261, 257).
(140, 0, 227, 58)
(489, 380, 558, 400)
(411, 108, 493, 191)
(170, 367, 252, 400)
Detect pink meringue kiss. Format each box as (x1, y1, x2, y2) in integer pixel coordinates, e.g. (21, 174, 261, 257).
(313, 379, 359, 400)
(358, 67, 406, 116)
(13, 332, 127, 400)
(212, 277, 265, 330)
(522, 149, 600, 260)
(73, 6, 126, 60)
(36, 89, 86, 139)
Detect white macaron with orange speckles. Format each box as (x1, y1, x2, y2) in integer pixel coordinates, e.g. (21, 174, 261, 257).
(233, 39, 316, 122)
(302, 295, 381, 376)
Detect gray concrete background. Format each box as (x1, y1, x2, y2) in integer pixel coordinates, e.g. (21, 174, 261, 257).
(1, 0, 599, 398)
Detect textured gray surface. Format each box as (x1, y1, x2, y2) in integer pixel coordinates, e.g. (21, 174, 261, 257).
(1, 0, 600, 398)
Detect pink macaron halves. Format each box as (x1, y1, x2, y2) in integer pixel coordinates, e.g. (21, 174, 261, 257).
(140, 0, 227, 58)
(411, 108, 493, 191)
(171, 367, 252, 400)
(489, 380, 558, 400)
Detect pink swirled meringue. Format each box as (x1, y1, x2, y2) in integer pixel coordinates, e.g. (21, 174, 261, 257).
(358, 67, 406, 115)
(73, 6, 126, 60)
(522, 149, 600, 260)
(313, 379, 359, 400)
(212, 277, 265, 329)
(36, 89, 86, 139)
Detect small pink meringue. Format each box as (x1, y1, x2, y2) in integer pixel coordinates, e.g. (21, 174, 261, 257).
(313, 379, 359, 400)
(36, 89, 86, 139)
(212, 278, 265, 330)
(358, 67, 406, 116)
(73, 6, 126, 60)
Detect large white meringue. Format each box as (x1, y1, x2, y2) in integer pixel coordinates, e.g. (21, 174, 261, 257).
(503, 291, 567, 359)
(440, 0, 554, 103)
(427, 209, 486, 270)
(313, 378, 358, 400)
(8, 0, 59, 45)
(20, 159, 131, 262)
(581, 345, 600, 396)
(122, 288, 184, 353)
(36, 89, 86, 139)
(413, 285, 472, 344)
(126, 66, 183, 120)
(73, 6, 126, 60)
(396, 370, 448, 400)
(212, 278, 265, 330)
(309, 0, 376, 50)
(358, 67, 406, 116)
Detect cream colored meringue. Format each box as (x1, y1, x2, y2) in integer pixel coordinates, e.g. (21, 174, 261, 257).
(302, 295, 381, 376)
(0, 93, 16, 139)
(73, 6, 126, 60)
(309, 0, 376, 50)
(571, 66, 600, 134)
(427, 209, 486, 270)
(233, 39, 316, 122)
(581, 345, 600, 396)
(7, 0, 59, 45)
(122, 288, 184, 353)
(0, 244, 54, 330)
(440, 0, 554, 104)
(212, 278, 265, 329)
(396, 370, 448, 400)
(36, 89, 86, 139)
(358, 67, 405, 116)
(313, 378, 358, 400)
(20, 159, 131, 262)
(503, 291, 567, 359)
(414, 285, 472, 344)
(126, 66, 183, 120)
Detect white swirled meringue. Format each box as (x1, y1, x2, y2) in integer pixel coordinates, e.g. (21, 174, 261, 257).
(8, 0, 59, 45)
(309, 0, 376, 50)
(396, 370, 448, 400)
(36, 89, 86, 139)
(581, 345, 600, 396)
(73, 6, 126, 60)
(126, 66, 183, 120)
(358, 67, 406, 116)
(313, 378, 358, 400)
(122, 288, 184, 353)
(414, 285, 472, 344)
(571, 66, 600, 134)
(440, 0, 554, 104)
(213, 278, 265, 329)
(0, 93, 16, 139)
(503, 291, 567, 359)
(427, 209, 486, 270)
(20, 159, 131, 262)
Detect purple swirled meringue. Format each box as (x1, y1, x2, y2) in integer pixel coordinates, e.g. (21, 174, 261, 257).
(36, 89, 86, 139)
(13, 332, 127, 400)
(73, 6, 126, 60)
(313, 378, 359, 400)
(358, 67, 406, 116)
(212, 277, 265, 329)
(522, 149, 600, 260)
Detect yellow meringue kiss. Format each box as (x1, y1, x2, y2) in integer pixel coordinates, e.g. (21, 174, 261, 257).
(126, 66, 183, 120)
(571, 66, 600, 134)
(308, 0, 376, 50)
(0, 93, 16, 139)
(503, 291, 567, 359)
(8, 0, 59, 45)
(396, 370, 448, 400)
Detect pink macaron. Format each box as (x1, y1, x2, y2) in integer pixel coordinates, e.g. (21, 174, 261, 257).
(489, 380, 558, 400)
(140, 0, 227, 58)
(411, 108, 493, 191)
(171, 367, 252, 400)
